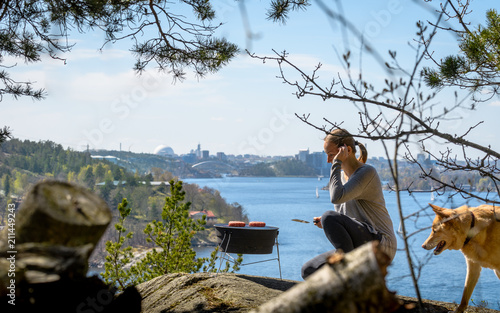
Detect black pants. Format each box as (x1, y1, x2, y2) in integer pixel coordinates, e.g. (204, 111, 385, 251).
(301, 210, 381, 279)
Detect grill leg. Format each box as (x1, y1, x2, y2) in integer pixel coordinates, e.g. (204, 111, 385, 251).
(216, 232, 231, 276)
(276, 232, 282, 280)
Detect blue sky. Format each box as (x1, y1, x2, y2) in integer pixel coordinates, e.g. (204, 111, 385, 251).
(2, 1, 498, 158)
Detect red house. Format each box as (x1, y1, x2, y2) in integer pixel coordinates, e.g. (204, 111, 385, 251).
(189, 210, 217, 225)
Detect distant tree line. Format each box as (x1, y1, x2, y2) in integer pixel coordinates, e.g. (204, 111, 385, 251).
(241, 159, 317, 177)
(371, 158, 493, 192)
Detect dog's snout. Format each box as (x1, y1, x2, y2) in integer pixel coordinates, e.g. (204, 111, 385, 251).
(421, 240, 432, 250)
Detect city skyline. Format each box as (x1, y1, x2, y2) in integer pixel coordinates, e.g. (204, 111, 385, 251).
(94, 140, 406, 166)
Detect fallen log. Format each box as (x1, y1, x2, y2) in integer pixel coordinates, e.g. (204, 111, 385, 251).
(251, 241, 401, 313)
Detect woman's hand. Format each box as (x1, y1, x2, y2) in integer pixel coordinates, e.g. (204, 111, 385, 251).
(313, 216, 322, 229)
(334, 144, 349, 162)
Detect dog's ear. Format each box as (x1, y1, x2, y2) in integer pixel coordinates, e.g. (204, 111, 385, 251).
(429, 203, 451, 218)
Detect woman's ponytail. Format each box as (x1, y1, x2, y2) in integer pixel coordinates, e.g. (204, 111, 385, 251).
(356, 141, 368, 164)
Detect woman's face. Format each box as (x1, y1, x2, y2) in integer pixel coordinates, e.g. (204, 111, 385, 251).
(323, 140, 340, 164)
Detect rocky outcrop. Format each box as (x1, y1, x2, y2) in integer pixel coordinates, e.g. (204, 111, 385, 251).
(137, 272, 297, 313)
(137, 272, 500, 313)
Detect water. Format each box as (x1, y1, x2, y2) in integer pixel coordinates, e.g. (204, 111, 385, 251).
(185, 176, 500, 310)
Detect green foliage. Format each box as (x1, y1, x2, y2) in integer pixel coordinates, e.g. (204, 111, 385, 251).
(129, 180, 207, 283)
(202, 246, 243, 273)
(1, 174, 10, 197)
(470, 298, 489, 309)
(273, 159, 316, 176)
(0, 138, 125, 190)
(100, 1, 239, 79)
(0, 127, 11, 146)
(240, 162, 277, 177)
(102, 181, 243, 291)
(183, 184, 249, 225)
(0, 0, 101, 100)
(101, 198, 135, 291)
(266, 0, 311, 24)
(461, 9, 500, 71)
(0, 1, 239, 101)
(0, 138, 92, 178)
(240, 159, 316, 177)
(423, 9, 500, 94)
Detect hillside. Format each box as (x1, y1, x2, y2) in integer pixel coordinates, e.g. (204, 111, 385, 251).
(0, 138, 248, 262)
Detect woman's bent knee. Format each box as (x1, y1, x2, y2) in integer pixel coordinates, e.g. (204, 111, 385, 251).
(321, 210, 342, 227)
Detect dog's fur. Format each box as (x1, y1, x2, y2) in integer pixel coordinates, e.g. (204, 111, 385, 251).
(422, 203, 500, 313)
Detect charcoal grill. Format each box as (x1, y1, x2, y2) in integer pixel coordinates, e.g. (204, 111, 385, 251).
(214, 224, 281, 279)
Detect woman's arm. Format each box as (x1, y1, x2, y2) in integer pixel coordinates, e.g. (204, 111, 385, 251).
(329, 161, 376, 204)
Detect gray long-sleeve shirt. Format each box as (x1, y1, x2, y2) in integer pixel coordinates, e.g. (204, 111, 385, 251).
(329, 160, 397, 260)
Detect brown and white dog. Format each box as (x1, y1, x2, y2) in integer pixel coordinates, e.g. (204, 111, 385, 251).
(422, 203, 500, 313)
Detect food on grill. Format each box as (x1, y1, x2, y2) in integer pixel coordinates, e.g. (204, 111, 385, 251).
(249, 221, 266, 227)
(228, 221, 246, 227)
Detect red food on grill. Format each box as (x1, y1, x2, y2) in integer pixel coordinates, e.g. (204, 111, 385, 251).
(228, 221, 246, 227)
(249, 221, 266, 227)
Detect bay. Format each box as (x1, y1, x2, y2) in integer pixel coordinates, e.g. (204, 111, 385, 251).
(185, 176, 499, 310)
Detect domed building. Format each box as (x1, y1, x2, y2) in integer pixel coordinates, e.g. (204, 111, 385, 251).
(154, 145, 175, 157)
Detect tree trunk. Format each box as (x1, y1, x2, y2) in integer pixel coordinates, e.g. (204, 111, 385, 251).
(6, 180, 111, 250)
(251, 241, 400, 313)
